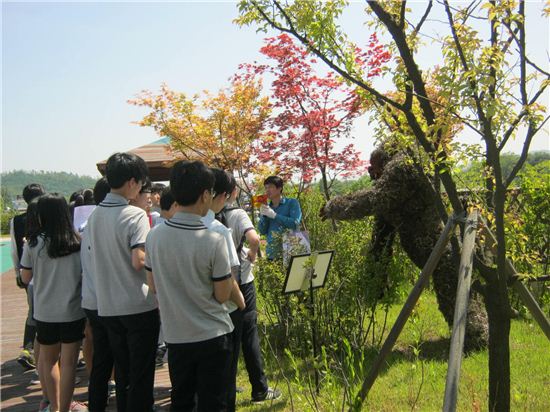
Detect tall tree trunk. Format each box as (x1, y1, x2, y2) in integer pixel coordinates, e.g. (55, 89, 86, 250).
(485, 277, 511, 411)
(486, 163, 512, 411)
(320, 167, 338, 232)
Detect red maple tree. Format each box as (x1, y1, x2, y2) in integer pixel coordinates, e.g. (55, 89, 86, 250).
(244, 33, 390, 200)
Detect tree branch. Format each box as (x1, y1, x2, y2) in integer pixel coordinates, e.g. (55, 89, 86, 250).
(443, 0, 494, 145)
(412, 0, 432, 36)
(499, 76, 550, 151)
(504, 114, 550, 188)
(399, 0, 407, 30)
(367, 1, 437, 127)
(518, 0, 528, 106)
(253, 0, 406, 112)
(525, 55, 550, 78)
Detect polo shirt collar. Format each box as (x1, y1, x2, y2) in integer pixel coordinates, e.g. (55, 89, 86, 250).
(201, 209, 216, 226)
(102, 192, 129, 205)
(170, 211, 204, 225)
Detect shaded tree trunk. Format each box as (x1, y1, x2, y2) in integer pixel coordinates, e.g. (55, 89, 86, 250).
(485, 276, 511, 411)
(320, 167, 338, 232)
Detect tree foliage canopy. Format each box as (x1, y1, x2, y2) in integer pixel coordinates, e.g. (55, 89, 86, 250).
(236, 1, 549, 410)
(129, 79, 272, 195)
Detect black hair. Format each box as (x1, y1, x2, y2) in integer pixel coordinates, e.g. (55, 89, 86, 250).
(140, 177, 152, 194)
(264, 175, 284, 189)
(93, 177, 110, 205)
(159, 187, 175, 211)
(71, 193, 85, 208)
(227, 173, 237, 195)
(82, 189, 95, 205)
(69, 190, 83, 222)
(152, 183, 166, 194)
(25, 197, 43, 241)
(30, 194, 80, 258)
(211, 168, 236, 198)
(69, 190, 83, 204)
(105, 152, 149, 189)
(22, 183, 45, 204)
(170, 161, 214, 206)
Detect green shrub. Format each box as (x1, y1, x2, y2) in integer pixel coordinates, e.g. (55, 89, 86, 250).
(255, 188, 415, 357)
(1, 209, 17, 235)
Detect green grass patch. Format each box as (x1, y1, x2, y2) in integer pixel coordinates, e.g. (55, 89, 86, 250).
(234, 292, 550, 411)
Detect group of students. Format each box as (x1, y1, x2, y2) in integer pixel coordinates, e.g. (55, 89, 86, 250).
(11, 152, 306, 412)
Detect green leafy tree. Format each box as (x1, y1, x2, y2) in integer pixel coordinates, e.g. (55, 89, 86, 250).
(236, 1, 549, 410)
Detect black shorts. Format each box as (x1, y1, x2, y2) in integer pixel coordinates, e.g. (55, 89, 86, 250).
(36, 318, 86, 345)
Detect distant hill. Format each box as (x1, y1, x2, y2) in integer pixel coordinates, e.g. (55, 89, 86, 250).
(1, 170, 98, 200)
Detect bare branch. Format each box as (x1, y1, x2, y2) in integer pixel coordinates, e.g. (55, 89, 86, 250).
(525, 55, 550, 78)
(438, 0, 485, 22)
(412, 0, 432, 36)
(442, 0, 489, 136)
(499, 81, 549, 150)
(399, 0, 407, 30)
(518, 0, 528, 106)
(367, 1, 438, 132)
(504, 114, 550, 188)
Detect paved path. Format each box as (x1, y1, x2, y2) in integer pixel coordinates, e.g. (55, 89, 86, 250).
(0, 267, 172, 411)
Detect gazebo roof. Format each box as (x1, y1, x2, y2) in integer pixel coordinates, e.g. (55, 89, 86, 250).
(96, 137, 183, 181)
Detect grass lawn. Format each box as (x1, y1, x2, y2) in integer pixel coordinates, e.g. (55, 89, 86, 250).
(234, 291, 550, 411)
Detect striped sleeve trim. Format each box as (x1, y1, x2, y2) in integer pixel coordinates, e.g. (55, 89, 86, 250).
(212, 273, 232, 282)
(130, 243, 145, 249)
(243, 227, 255, 235)
(144, 265, 152, 272)
(20, 264, 32, 270)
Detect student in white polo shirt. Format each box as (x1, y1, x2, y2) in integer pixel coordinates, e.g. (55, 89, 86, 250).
(203, 168, 246, 411)
(217, 173, 282, 404)
(87, 152, 159, 412)
(145, 160, 237, 412)
(80, 177, 115, 412)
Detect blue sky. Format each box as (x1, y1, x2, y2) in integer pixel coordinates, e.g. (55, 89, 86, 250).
(2, 1, 549, 178)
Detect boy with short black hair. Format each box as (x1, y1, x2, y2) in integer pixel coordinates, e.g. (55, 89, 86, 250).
(81, 177, 115, 412)
(87, 152, 159, 412)
(153, 187, 176, 227)
(150, 183, 166, 213)
(145, 160, 236, 412)
(202, 168, 246, 411)
(219, 173, 282, 404)
(10, 183, 45, 371)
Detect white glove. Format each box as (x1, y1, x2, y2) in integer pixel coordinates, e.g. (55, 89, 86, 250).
(260, 204, 276, 219)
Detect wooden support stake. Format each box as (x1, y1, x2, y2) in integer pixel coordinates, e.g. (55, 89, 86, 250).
(443, 210, 478, 412)
(351, 215, 458, 412)
(479, 218, 550, 341)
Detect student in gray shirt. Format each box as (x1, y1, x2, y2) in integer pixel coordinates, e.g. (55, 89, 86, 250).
(145, 160, 236, 412)
(87, 152, 159, 412)
(218, 173, 282, 404)
(80, 177, 114, 412)
(21, 194, 86, 412)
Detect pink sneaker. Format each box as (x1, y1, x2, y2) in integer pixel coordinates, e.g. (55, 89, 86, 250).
(69, 401, 88, 411)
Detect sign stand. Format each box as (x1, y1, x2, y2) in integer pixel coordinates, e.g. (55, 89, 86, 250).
(282, 250, 334, 393)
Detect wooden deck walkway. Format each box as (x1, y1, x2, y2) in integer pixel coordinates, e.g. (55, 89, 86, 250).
(0, 267, 173, 411)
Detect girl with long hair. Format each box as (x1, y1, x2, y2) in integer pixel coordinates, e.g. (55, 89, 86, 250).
(21, 194, 87, 412)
